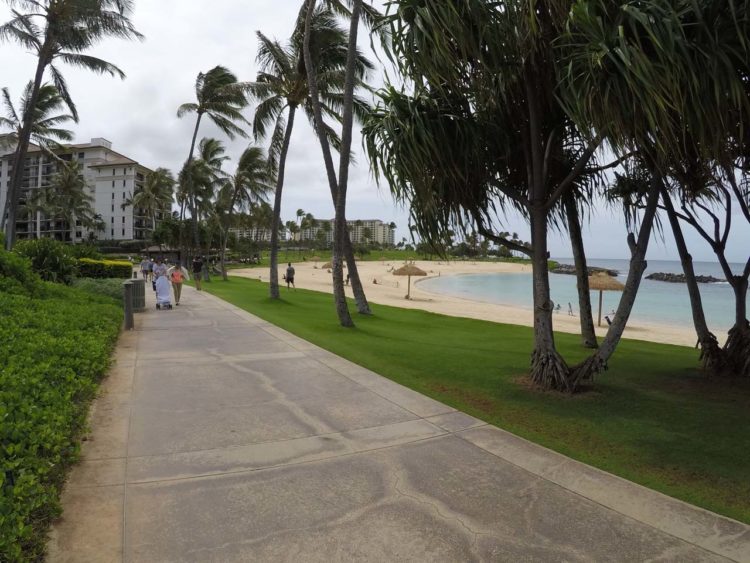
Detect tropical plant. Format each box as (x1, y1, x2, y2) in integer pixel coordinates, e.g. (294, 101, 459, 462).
(26, 160, 98, 242)
(213, 146, 274, 279)
(303, 0, 375, 326)
(122, 168, 175, 238)
(176, 65, 248, 250)
(0, 0, 142, 249)
(247, 2, 373, 307)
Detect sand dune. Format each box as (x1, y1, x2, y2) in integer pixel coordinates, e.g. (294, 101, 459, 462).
(232, 259, 697, 348)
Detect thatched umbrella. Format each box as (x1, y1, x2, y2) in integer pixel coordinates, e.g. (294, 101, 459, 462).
(393, 263, 427, 299)
(321, 261, 332, 269)
(311, 255, 321, 265)
(589, 273, 625, 326)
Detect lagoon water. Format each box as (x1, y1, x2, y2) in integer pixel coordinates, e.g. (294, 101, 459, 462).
(419, 258, 748, 332)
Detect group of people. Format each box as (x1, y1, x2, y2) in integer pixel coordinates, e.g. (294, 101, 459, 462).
(138, 255, 207, 307)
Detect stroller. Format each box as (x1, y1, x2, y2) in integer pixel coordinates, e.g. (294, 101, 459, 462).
(154, 275, 173, 310)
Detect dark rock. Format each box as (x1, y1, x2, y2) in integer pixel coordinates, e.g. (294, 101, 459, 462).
(551, 264, 619, 277)
(645, 272, 723, 284)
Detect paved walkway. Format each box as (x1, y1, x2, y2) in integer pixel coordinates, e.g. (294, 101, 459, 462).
(47, 285, 750, 562)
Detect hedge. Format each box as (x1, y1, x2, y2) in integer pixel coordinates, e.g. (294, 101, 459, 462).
(77, 258, 133, 279)
(0, 283, 122, 561)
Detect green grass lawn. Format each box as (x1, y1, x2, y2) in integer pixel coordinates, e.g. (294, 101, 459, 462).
(198, 276, 750, 524)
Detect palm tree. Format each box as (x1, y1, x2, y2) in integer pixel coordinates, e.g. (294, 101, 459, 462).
(0, 0, 142, 249)
(177, 66, 249, 249)
(0, 82, 74, 227)
(214, 147, 274, 279)
(304, 0, 374, 326)
(247, 3, 373, 303)
(27, 161, 97, 241)
(122, 168, 175, 239)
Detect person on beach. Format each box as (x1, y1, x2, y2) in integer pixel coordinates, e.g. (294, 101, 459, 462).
(140, 257, 149, 280)
(568, 302, 574, 316)
(192, 255, 204, 291)
(285, 262, 295, 290)
(170, 263, 184, 305)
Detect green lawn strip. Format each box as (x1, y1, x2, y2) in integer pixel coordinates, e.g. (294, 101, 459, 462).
(0, 283, 123, 562)
(197, 276, 750, 524)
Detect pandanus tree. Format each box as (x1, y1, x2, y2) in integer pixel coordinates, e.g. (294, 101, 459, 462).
(213, 147, 275, 280)
(364, 1, 610, 388)
(122, 168, 175, 239)
(562, 0, 750, 378)
(176, 65, 249, 251)
(247, 1, 373, 312)
(0, 82, 74, 226)
(0, 0, 142, 249)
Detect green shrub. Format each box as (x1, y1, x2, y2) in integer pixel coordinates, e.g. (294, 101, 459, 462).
(66, 244, 102, 260)
(14, 239, 76, 284)
(72, 278, 125, 301)
(0, 247, 41, 296)
(0, 284, 122, 561)
(77, 258, 133, 279)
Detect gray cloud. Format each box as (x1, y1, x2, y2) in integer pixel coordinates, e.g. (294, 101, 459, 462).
(0, 1, 746, 262)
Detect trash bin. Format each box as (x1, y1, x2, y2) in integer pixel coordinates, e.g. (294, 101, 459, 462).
(131, 278, 146, 312)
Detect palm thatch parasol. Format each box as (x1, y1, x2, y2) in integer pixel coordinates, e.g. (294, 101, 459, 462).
(311, 255, 321, 265)
(321, 261, 332, 269)
(589, 273, 625, 326)
(393, 263, 427, 299)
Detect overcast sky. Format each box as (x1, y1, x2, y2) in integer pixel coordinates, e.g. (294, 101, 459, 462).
(0, 1, 747, 264)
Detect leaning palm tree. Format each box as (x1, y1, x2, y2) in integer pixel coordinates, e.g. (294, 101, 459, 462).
(247, 3, 373, 302)
(214, 147, 275, 280)
(122, 168, 175, 238)
(0, 0, 142, 249)
(0, 82, 75, 228)
(176, 65, 249, 249)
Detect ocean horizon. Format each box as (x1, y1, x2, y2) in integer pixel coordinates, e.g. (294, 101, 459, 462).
(419, 257, 748, 333)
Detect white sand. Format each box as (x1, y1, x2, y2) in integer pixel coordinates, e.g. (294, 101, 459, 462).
(233, 259, 697, 348)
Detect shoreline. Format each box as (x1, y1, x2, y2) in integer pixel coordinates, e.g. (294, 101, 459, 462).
(232, 260, 698, 348)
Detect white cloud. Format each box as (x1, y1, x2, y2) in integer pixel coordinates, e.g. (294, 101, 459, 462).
(0, 1, 746, 263)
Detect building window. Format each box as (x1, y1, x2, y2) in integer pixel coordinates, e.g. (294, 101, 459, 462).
(111, 193, 114, 199)
(122, 192, 125, 199)
(111, 228, 114, 236)
(111, 217, 114, 224)
(122, 216, 125, 224)
(112, 169, 115, 176)
(111, 204, 114, 212)
(75, 231, 82, 238)
(122, 228, 125, 236)
(112, 180, 115, 188)
(122, 180, 126, 187)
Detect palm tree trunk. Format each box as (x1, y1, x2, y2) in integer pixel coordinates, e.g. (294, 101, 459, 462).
(723, 276, 750, 377)
(184, 113, 203, 264)
(661, 184, 725, 373)
(303, 0, 353, 326)
(572, 179, 661, 384)
(5, 52, 49, 249)
(269, 106, 296, 299)
(343, 235, 371, 314)
(564, 193, 597, 348)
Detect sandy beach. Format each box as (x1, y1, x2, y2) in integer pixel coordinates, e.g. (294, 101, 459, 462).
(232, 260, 697, 348)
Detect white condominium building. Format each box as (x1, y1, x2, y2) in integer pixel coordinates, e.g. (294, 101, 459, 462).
(299, 219, 396, 246)
(0, 137, 159, 242)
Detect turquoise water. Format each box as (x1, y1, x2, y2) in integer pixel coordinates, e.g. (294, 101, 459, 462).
(419, 258, 748, 332)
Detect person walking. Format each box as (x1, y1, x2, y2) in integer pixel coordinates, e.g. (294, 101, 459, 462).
(140, 257, 150, 280)
(170, 263, 185, 306)
(146, 258, 154, 282)
(152, 257, 168, 281)
(285, 262, 295, 290)
(192, 255, 204, 291)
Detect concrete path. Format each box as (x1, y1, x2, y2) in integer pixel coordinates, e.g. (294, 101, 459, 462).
(47, 284, 750, 562)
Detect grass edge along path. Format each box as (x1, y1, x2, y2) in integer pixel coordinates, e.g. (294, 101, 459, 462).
(198, 276, 750, 525)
